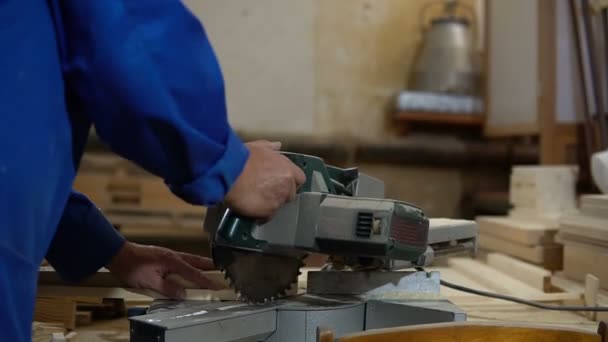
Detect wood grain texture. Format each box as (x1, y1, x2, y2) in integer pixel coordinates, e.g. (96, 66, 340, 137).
(338, 322, 601, 342)
(34, 297, 76, 330)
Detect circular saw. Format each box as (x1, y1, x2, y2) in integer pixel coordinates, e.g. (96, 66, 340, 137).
(204, 152, 431, 303)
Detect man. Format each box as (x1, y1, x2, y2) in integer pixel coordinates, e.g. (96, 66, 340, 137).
(0, 1, 305, 340)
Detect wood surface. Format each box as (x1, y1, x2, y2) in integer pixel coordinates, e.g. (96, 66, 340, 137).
(561, 239, 608, 290)
(586, 275, 601, 321)
(395, 111, 485, 126)
(478, 233, 563, 270)
(560, 212, 608, 243)
(447, 258, 544, 296)
(32, 322, 65, 342)
(581, 196, 608, 219)
(338, 322, 602, 342)
(34, 297, 76, 330)
(476, 216, 557, 245)
(485, 253, 552, 291)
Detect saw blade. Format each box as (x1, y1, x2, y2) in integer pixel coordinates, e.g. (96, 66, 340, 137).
(213, 245, 304, 303)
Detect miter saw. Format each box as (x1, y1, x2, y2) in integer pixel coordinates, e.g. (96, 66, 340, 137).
(204, 152, 474, 303)
(129, 152, 478, 342)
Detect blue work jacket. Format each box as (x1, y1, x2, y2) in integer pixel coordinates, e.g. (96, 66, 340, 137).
(0, 1, 248, 340)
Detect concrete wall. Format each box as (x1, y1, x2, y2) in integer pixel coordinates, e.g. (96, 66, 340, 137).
(183, 0, 478, 138)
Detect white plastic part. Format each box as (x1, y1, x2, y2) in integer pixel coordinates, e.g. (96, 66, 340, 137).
(592, 150, 608, 194)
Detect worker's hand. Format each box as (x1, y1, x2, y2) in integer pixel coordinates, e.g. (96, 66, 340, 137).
(106, 241, 222, 299)
(224, 140, 306, 219)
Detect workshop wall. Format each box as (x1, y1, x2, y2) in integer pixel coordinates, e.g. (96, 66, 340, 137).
(183, 0, 479, 138)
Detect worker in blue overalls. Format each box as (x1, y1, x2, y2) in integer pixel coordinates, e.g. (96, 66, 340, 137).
(0, 1, 306, 340)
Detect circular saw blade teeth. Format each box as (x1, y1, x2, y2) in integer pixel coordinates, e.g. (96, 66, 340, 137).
(213, 246, 305, 303)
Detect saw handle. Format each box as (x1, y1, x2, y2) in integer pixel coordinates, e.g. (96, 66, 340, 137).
(215, 152, 333, 247)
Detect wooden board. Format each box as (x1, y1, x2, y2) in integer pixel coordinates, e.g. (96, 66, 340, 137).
(34, 297, 76, 330)
(447, 258, 544, 296)
(478, 233, 563, 270)
(561, 239, 608, 290)
(560, 212, 608, 244)
(485, 253, 552, 291)
(395, 111, 485, 126)
(581, 195, 608, 219)
(476, 216, 557, 246)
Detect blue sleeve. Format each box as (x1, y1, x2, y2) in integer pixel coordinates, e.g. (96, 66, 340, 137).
(50, 0, 249, 206)
(46, 191, 126, 283)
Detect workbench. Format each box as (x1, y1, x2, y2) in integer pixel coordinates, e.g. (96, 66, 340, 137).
(35, 255, 603, 341)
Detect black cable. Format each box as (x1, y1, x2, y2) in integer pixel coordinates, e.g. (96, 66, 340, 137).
(415, 267, 608, 312)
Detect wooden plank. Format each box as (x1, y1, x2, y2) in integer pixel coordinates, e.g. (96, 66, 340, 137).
(585, 274, 600, 321)
(561, 239, 608, 290)
(560, 212, 608, 243)
(485, 253, 552, 291)
(32, 322, 65, 342)
(508, 208, 561, 227)
(552, 274, 608, 322)
(395, 111, 485, 126)
(557, 232, 608, 249)
(478, 233, 563, 270)
(476, 216, 556, 245)
(34, 297, 76, 330)
(447, 258, 544, 296)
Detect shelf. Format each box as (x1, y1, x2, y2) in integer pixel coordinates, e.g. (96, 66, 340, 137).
(395, 111, 486, 126)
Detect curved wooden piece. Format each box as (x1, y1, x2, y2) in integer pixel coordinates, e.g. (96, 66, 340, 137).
(338, 322, 601, 342)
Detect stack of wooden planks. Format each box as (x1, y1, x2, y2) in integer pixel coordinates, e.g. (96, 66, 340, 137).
(73, 153, 207, 248)
(433, 253, 608, 328)
(475, 166, 578, 270)
(558, 194, 608, 290)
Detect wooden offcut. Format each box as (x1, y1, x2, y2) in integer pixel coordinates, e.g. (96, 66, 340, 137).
(34, 297, 76, 330)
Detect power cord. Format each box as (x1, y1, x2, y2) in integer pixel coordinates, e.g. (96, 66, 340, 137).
(416, 267, 608, 312)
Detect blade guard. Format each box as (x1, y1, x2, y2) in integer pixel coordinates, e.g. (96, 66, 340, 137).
(214, 152, 337, 250)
